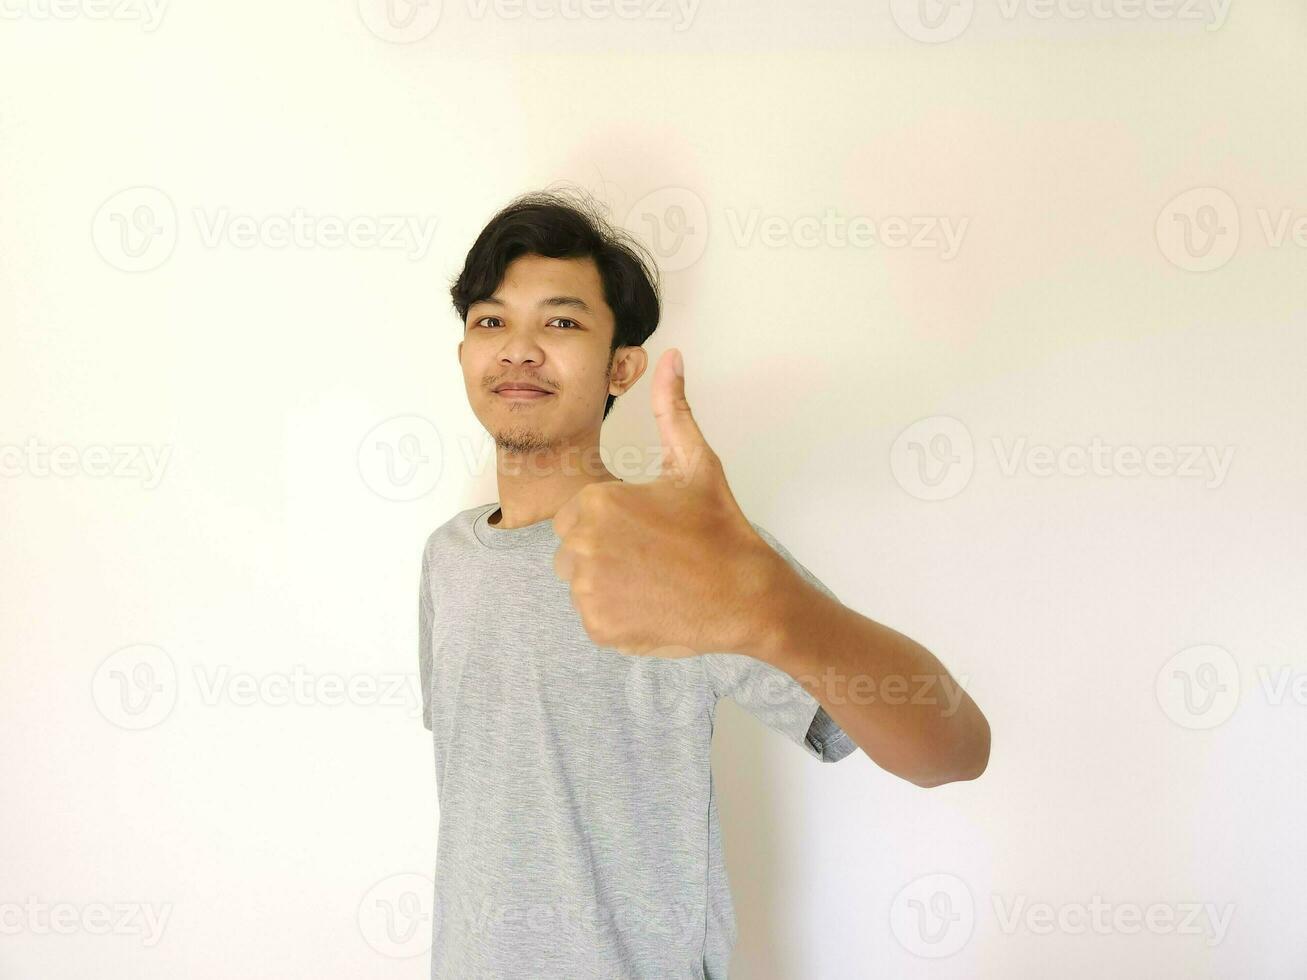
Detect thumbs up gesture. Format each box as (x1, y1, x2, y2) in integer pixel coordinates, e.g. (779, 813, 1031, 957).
(552, 349, 782, 658)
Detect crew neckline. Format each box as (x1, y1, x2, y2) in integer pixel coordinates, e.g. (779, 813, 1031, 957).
(471, 502, 558, 550)
(470, 480, 625, 550)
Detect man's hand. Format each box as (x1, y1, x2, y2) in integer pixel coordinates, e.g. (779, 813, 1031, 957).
(552, 349, 991, 784)
(552, 348, 783, 658)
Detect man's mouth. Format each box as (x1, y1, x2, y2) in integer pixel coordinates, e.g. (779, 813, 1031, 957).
(494, 386, 553, 401)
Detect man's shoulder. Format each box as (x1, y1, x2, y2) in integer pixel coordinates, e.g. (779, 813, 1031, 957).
(421, 502, 493, 558)
(746, 519, 789, 558)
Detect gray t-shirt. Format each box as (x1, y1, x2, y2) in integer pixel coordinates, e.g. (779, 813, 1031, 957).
(418, 501, 856, 979)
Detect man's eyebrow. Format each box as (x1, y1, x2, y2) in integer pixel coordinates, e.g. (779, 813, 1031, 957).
(470, 295, 596, 315)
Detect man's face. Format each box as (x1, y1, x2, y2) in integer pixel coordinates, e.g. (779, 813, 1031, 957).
(459, 253, 620, 459)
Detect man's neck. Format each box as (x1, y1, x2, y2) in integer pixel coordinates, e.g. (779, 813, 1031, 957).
(490, 446, 622, 529)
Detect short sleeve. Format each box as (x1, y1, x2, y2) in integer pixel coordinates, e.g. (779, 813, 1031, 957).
(700, 523, 858, 764)
(418, 538, 434, 732)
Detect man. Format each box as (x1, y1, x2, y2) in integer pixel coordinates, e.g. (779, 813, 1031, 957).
(418, 189, 991, 978)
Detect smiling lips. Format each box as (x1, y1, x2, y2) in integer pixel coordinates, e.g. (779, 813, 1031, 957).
(493, 381, 553, 400)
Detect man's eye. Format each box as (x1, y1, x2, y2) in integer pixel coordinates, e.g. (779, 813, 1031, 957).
(474, 316, 579, 329)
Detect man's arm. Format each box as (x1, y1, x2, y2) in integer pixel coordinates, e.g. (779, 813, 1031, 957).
(741, 549, 991, 789)
(551, 348, 990, 786)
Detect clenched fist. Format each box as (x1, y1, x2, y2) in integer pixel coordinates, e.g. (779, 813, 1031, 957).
(552, 349, 782, 658)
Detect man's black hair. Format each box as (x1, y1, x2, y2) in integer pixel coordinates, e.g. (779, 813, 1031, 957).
(450, 188, 662, 420)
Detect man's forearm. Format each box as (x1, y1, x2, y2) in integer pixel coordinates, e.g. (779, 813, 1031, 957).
(742, 551, 991, 788)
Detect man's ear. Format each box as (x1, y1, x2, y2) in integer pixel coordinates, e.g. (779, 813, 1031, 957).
(457, 340, 463, 363)
(610, 346, 649, 396)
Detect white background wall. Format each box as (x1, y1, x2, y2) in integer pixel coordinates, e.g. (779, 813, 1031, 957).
(2, 1, 1305, 977)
